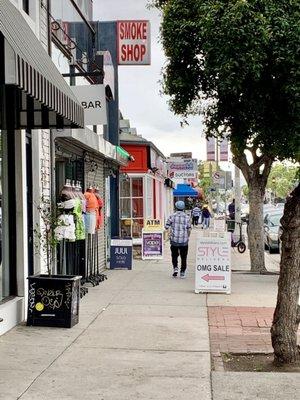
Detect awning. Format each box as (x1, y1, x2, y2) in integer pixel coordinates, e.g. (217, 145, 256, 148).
(116, 146, 133, 166)
(173, 184, 198, 197)
(0, 0, 84, 129)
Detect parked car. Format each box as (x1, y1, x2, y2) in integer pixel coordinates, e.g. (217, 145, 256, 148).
(264, 211, 283, 253)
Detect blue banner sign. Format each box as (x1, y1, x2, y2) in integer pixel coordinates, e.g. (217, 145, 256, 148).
(110, 238, 133, 270)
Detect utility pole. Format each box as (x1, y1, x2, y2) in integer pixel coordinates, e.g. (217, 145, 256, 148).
(216, 140, 220, 214)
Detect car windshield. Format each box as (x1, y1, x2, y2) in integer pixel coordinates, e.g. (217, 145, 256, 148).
(269, 214, 282, 227)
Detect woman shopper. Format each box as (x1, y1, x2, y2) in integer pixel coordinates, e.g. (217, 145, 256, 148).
(202, 205, 211, 229)
(165, 201, 191, 278)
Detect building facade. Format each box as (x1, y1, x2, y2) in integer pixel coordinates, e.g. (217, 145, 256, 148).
(120, 130, 174, 245)
(0, 0, 129, 335)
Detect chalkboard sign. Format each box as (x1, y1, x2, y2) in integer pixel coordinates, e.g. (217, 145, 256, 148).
(110, 238, 133, 270)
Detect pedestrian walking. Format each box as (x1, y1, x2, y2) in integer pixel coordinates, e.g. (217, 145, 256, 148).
(192, 204, 201, 226)
(202, 204, 211, 229)
(165, 201, 191, 278)
(228, 199, 235, 220)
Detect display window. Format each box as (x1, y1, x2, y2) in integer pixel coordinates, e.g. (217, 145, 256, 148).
(120, 175, 147, 239)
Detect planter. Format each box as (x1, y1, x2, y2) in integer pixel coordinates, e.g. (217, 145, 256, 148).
(27, 274, 81, 328)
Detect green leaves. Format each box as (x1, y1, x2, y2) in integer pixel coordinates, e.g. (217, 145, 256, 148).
(155, 0, 300, 160)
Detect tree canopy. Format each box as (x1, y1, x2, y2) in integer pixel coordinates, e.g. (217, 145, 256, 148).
(154, 0, 300, 162)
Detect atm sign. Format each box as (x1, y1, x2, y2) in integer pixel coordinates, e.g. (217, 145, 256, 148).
(117, 20, 151, 65)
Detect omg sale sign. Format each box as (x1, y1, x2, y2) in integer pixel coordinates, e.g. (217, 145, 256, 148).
(117, 20, 151, 65)
(195, 231, 231, 294)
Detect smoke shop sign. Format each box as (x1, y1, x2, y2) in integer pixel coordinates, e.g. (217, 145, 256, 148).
(71, 85, 107, 126)
(117, 20, 151, 65)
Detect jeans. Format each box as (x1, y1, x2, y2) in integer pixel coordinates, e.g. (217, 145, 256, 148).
(203, 217, 210, 229)
(171, 245, 189, 272)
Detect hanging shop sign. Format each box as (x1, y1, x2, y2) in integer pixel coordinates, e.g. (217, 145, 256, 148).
(110, 238, 133, 270)
(195, 231, 231, 294)
(168, 158, 198, 179)
(117, 20, 151, 65)
(220, 138, 229, 162)
(71, 84, 107, 126)
(142, 230, 164, 260)
(207, 138, 216, 161)
(144, 219, 163, 231)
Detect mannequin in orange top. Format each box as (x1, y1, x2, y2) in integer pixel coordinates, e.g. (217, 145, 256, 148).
(84, 186, 98, 234)
(94, 187, 104, 229)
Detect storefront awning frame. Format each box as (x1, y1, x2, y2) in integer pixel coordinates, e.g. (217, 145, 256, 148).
(0, 0, 84, 129)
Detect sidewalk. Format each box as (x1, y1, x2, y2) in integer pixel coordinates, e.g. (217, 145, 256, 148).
(0, 230, 299, 400)
(0, 232, 211, 400)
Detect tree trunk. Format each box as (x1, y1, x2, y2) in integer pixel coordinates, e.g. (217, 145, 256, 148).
(248, 181, 267, 273)
(271, 183, 300, 364)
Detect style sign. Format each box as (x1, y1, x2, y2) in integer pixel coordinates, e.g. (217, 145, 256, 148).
(195, 231, 231, 294)
(117, 20, 151, 65)
(71, 84, 107, 126)
(142, 230, 164, 260)
(110, 238, 133, 270)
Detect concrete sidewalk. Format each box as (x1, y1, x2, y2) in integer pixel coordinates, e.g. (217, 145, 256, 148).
(0, 232, 211, 400)
(0, 229, 299, 400)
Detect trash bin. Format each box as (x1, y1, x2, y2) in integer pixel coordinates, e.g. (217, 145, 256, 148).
(227, 219, 235, 232)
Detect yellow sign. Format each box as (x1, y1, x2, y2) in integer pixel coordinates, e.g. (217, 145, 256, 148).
(144, 219, 163, 231)
(35, 302, 44, 312)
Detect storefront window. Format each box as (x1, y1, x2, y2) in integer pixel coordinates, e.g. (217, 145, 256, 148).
(120, 178, 130, 197)
(132, 178, 143, 197)
(120, 199, 131, 218)
(120, 175, 145, 239)
(132, 198, 143, 218)
(132, 219, 143, 238)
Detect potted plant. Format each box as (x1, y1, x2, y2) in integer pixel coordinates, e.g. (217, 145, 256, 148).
(27, 197, 81, 328)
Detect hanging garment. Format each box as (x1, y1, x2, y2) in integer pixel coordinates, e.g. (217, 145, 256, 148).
(84, 211, 97, 235)
(55, 214, 76, 241)
(96, 197, 104, 229)
(84, 191, 98, 212)
(73, 198, 85, 240)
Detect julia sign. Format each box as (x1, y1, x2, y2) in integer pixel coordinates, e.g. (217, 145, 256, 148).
(195, 231, 231, 294)
(117, 20, 151, 65)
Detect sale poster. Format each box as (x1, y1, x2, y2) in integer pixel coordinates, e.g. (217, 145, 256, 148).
(195, 231, 231, 294)
(142, 230, 164, 260)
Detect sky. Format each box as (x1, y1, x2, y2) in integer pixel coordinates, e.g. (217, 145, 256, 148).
(93, 0, 207, 161)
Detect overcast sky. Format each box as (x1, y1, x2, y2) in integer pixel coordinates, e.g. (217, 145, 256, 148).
(93, 0, 207, 161)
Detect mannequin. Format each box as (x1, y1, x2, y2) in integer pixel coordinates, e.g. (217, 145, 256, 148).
(55, 179, 76, 241)
(84, 185, 98, 235)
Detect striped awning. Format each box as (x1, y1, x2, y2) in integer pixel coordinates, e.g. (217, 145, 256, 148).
(0, 0, 84, 128)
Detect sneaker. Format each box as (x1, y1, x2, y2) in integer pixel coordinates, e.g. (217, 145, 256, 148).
(180, 271, 186, 279)
(172, 267, 179, 277)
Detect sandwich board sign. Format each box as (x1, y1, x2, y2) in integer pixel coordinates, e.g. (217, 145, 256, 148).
(195, 231, 231, 294)
(110, 238, 133, 270)
(142, 230, 164, 260)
